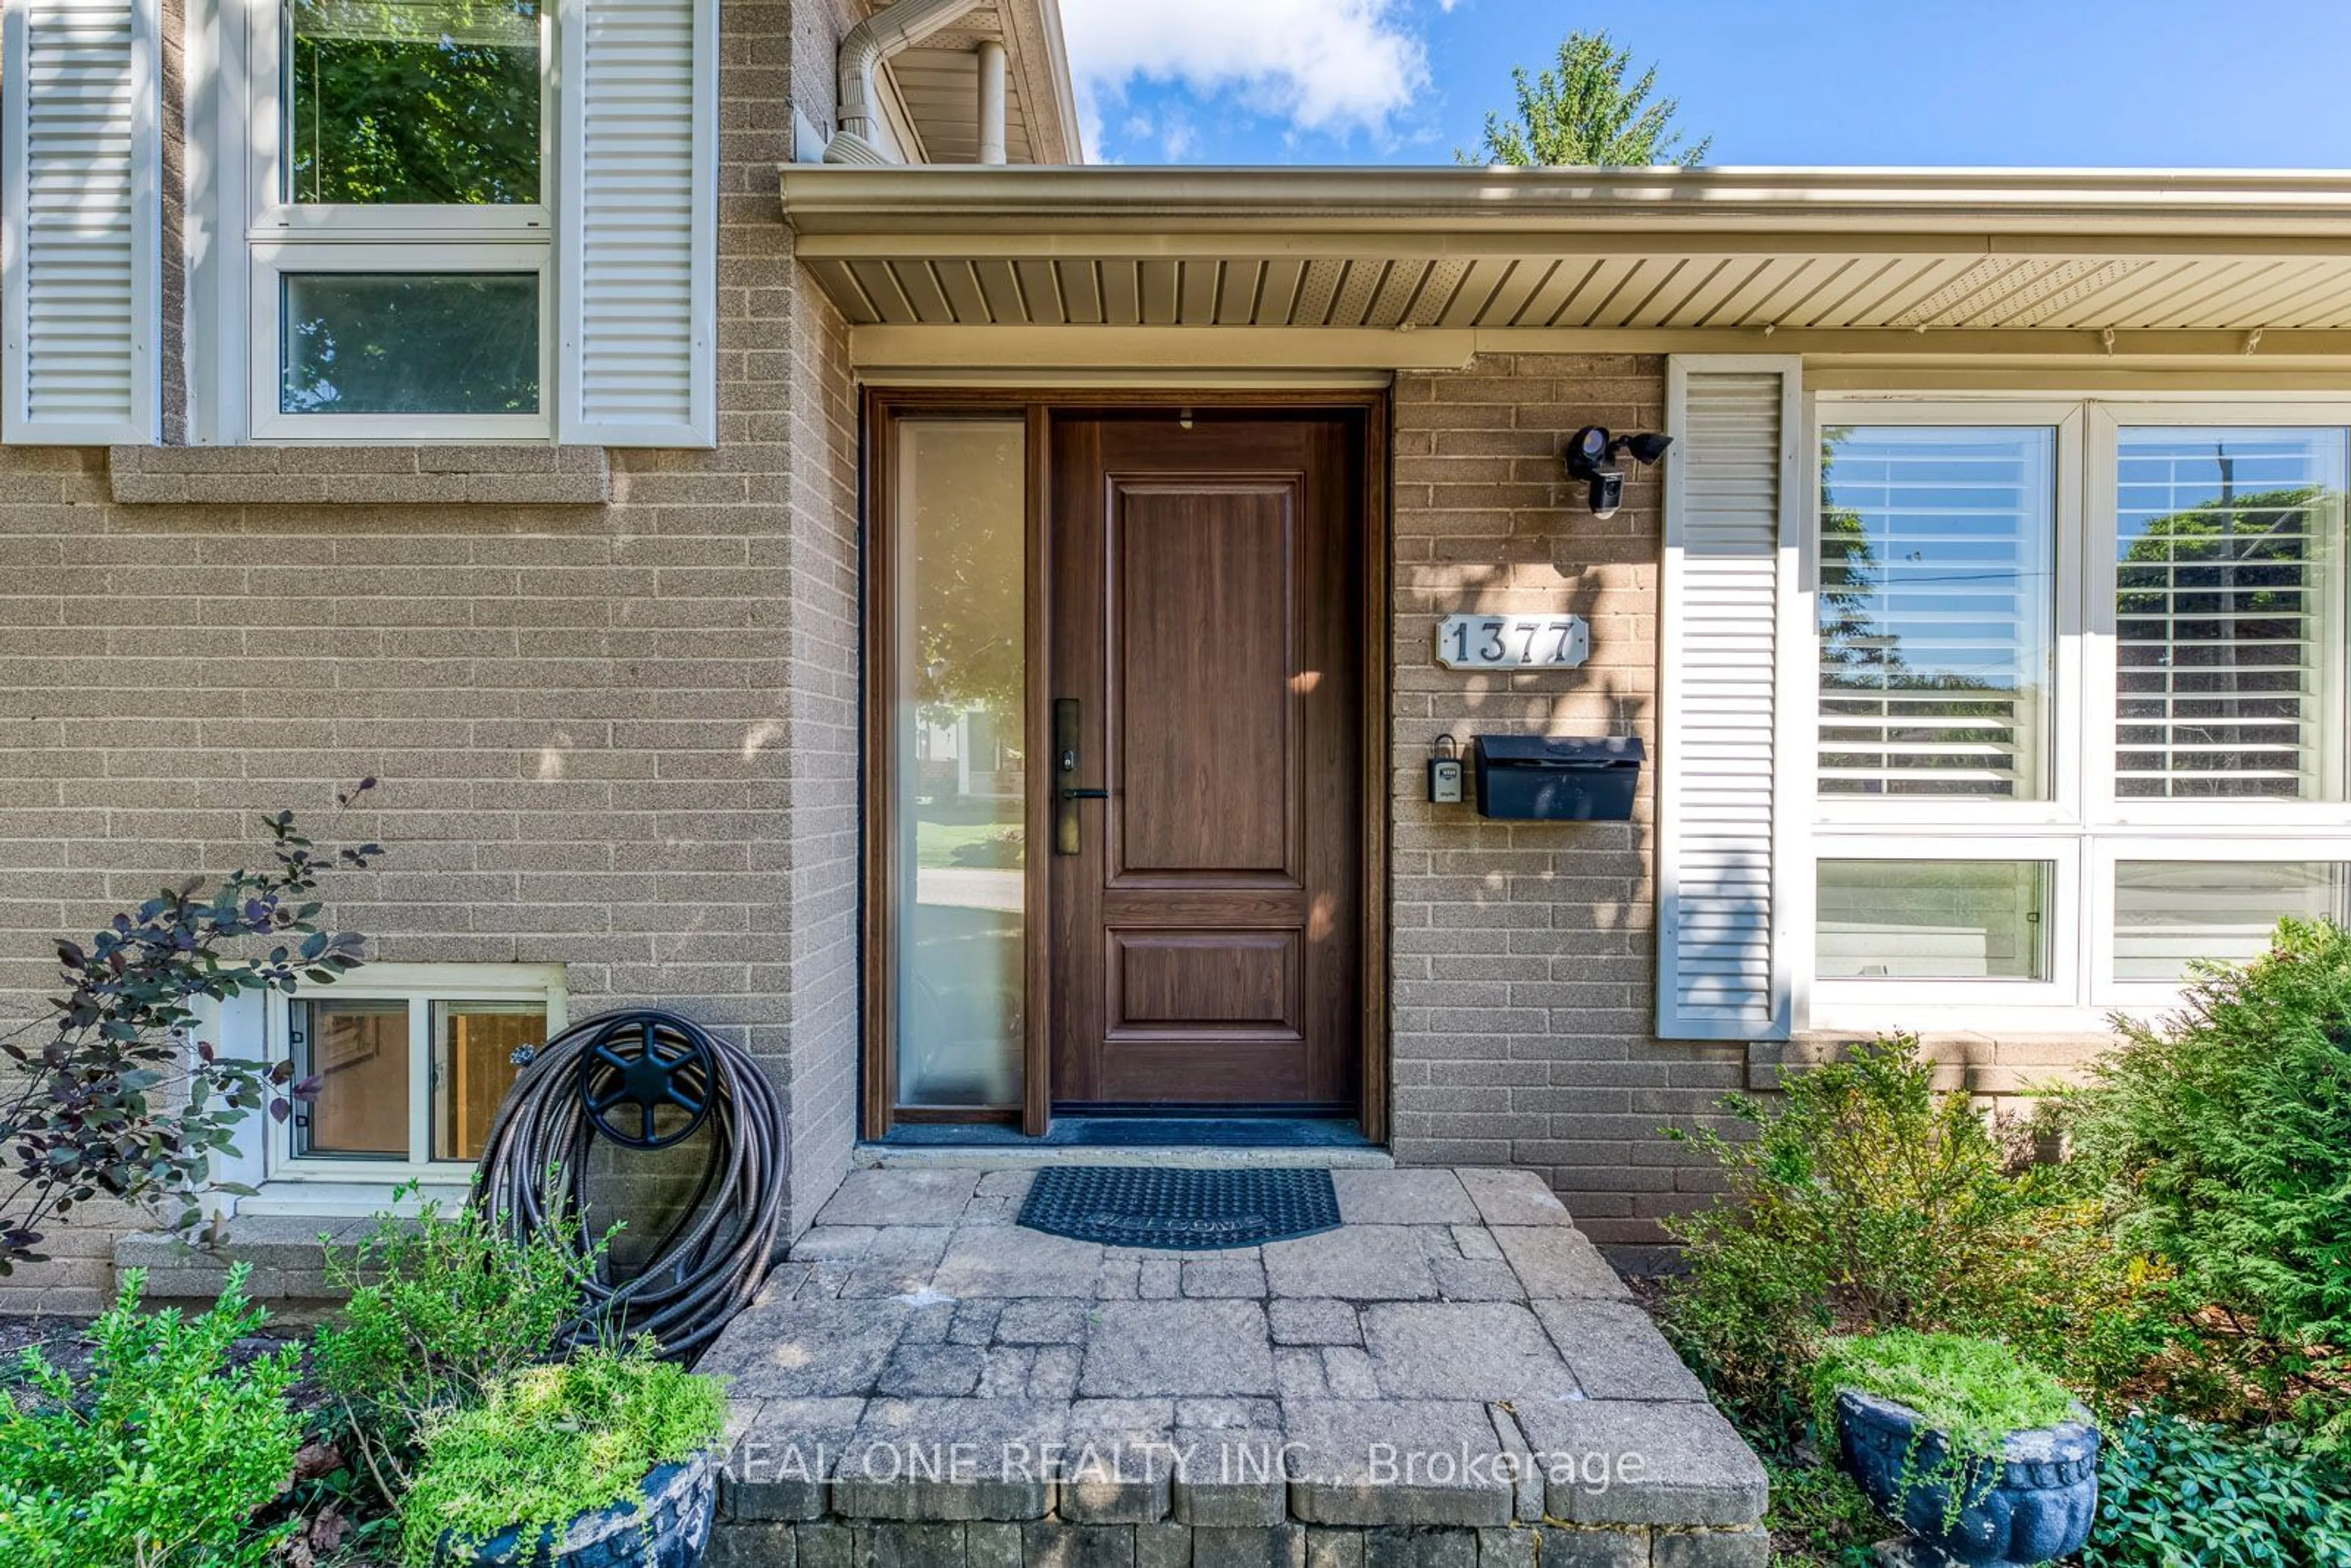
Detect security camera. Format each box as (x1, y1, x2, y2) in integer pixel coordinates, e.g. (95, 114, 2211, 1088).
(1562, 426, 1674, 520)
(1564, 425, 1625, 519)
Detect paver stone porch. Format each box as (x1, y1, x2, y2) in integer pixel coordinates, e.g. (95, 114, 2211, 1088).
(705, 1167, 1768, 1568)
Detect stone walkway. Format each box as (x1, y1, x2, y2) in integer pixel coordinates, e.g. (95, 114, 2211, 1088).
(705, 1167, 1768, 1568)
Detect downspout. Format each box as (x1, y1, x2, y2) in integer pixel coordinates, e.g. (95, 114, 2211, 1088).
(976, 39, 1007, 165)
(825, 0, 987, 166)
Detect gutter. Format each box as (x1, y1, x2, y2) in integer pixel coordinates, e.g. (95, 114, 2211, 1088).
(827, 0, 985, 167)
(781, 163, 2351, 239)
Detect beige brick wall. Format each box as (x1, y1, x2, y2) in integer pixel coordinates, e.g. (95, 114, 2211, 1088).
(0, 0, 863, 1311)
(1387, 353, 1747, 1256)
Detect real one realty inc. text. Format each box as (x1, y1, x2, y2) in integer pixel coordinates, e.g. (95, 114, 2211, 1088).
(727, 1439, 1651, 1493)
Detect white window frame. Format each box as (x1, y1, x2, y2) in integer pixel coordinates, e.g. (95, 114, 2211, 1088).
(2091, 835, 2351, 1009)
(1802, 392, 2351, 1030)
(258, 962, 566, 1191)
(2084, 401, 2351, 830)
(226, 0, 558, 442)
(250, 241, 555, 441)
(1810, 833, 2082, 1023)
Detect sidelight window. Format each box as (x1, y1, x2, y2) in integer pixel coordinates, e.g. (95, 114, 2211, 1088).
(885, 419, 1030, 1112)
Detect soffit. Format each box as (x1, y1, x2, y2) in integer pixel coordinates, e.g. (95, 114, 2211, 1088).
(779, 167, 2351, 332)
(866, 0, 1081, 165)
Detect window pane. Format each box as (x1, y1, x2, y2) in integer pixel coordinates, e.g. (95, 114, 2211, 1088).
(896, 421, 1027, 1109)
(287, 0, 541, 204)
(282, 272, 539, 415)
(2113, 861, 2349, 980)
(1817, 860, 2051, 979)
(1818, 427, 2058, 798)
(432, 1000, 546, 1161)
(293, 997, 408, 1157)
(2115, 429, 2347, 800)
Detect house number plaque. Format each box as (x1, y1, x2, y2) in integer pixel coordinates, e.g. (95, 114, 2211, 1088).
(1434, 612, 1590, 670)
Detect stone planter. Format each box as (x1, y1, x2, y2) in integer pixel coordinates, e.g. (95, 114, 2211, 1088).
(429, 1447, 718, 1568)
(1832, 1388, 2099, 1568)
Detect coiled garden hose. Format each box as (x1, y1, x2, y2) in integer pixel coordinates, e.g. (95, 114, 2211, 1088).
(475, 1008, 789, 1361)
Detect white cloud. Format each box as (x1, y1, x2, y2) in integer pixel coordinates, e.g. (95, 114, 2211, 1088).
(1060, 0, 1431, 148)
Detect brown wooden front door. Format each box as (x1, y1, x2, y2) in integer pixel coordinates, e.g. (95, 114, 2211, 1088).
(1048, 414, 1363, 1109)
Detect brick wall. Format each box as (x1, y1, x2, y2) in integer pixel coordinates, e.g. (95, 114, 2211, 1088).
(0, 0, 863, 1310)
(1387, 354, 1745, 1259)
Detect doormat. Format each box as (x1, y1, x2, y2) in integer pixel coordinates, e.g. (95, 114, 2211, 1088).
(1016, 1166, 1340, 1250)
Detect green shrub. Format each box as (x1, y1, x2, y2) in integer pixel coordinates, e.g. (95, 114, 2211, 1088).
(2086, 1414, 2351, 1568)
(1659, 1035, 2185, 1442)
(1757, 1459, 1880, 1567)
(2067, 916, 2351, 1444)
(397, 1343, 726, 1568)
(312, 1186, 609, 1501)
(0, 1264, 300, 1567)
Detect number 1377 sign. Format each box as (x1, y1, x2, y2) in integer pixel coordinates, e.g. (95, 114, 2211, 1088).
(1435, 612, 1590, 670)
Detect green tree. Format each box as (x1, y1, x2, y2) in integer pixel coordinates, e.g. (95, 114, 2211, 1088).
(1463, 31, 1711, 168)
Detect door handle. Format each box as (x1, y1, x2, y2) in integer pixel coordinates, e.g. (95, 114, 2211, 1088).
(1052, 698, 1104, 855)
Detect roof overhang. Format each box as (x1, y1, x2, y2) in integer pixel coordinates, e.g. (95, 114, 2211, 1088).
(863, 0, 1082, 165)
(779, 165, 2351, 372)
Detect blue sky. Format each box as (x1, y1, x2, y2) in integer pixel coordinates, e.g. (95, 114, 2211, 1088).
(1060, 1, 2351, 168)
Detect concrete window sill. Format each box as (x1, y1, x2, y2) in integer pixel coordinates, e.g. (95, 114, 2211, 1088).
(114, 1214, 372, 1310)
(107, 445, 611, 506)
(1750, 1030, 2117, 1094)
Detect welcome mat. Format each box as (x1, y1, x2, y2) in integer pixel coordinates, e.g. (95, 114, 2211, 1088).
(1016, 1166, 1341, 1250)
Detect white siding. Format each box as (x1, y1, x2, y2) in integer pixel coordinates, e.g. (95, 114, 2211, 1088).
(1657, 358, 1805, 1040)
(1, 0, 158, 444)
(559, 0, 715, 446)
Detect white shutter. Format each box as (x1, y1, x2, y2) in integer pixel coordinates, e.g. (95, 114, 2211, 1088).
(558, 0, 715, 446)
(1, 0, 159, 445)
(1657, 357, 1805, 1041)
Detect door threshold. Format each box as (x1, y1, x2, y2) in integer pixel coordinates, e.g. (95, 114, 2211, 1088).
(857, 1116, 1390, 1170)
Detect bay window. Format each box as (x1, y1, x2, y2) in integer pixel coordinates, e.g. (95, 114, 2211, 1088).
(1809, 398, 2351, 1023)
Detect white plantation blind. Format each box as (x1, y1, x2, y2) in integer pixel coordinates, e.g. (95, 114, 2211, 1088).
(1658, 358, 1803, 1041)
(2113, 427, 2347, 799)
(1817, 427, 2057, 798)
(558, 0, 714, 446)
(0, 0, 159, 444)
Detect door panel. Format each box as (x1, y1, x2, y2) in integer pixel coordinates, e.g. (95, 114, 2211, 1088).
(1050, 415, 1361, 1109)
(1112, 484, 1297, 879)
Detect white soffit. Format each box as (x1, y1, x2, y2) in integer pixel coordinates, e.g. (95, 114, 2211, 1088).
(867, 0, 1079, 164)
(778, 167, 2351, 335)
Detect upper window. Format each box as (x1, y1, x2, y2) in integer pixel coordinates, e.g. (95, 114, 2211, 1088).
(246, 0, 552, 438)
(285, 0, 542, 205)
(1810, 398, 2351, 1021)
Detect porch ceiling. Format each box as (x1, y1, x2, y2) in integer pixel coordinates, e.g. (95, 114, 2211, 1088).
(778, 166, 2351, 336)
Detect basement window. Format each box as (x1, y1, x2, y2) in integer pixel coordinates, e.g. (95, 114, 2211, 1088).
(266, 964, 566, 1180)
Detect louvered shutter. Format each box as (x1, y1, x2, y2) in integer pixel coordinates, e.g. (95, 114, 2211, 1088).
(558, 0, 714, 446)
(1656, 357, 1805, 1041)
(0, 0, 159, 445)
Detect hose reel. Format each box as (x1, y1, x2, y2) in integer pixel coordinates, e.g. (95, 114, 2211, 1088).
(476, 1008, 787, 1360)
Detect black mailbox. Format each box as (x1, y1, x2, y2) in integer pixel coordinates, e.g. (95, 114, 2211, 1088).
(1471, 735, 1644, 822)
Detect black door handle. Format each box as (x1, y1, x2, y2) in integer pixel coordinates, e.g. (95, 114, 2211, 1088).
(1052, 699, 1105, 855)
